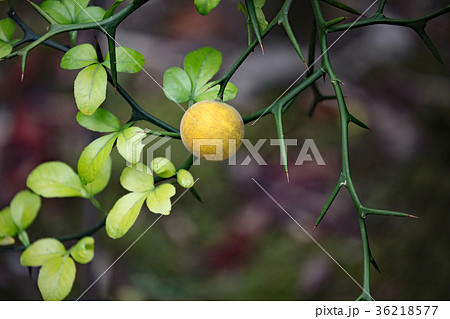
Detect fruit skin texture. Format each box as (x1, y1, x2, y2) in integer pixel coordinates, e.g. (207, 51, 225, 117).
(180, 100, 244, 161)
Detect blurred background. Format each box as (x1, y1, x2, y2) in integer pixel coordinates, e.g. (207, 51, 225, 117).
(0, 0, 449, 300)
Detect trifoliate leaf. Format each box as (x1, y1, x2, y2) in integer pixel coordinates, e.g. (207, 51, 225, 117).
(20, 238, 66, 267)
(38, 255, 76, 301)
(194, 81, 238, 102)
(78, 133, 119, 184)
(76, 108, 121, 133)
(116, 126, 146, 163)
(120, 163, 154, 192)
(74, 64, 107, 116)
(27, 162, 88, 198)
(10, 190, 41, 230)
(146, 183, 176, 215)
(106, 192, 148, 239)
(176, 169, 194, 188)
(69, 236, 94, 264)
(150, 157, 176, 178)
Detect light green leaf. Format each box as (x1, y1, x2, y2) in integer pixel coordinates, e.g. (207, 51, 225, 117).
(150, 157, 176, 178)
(103, 47, 145, 73)
(76, 6, 106, 23)
(20, 238, 66, 267)
(0, 236, 15, 246)
(76, 108, 121, 132)
(116, 126, 146, 163)
(38, 255, 76, 301)
(60, 43, 98, 70)
(106, 192, 148, 239)
(163, 67, 192, 103)
(0, 18, 16, 42)
(18, 230, 30, 246)
(176, 169, 194, 188)
(255, 0, 268, 32)
(62, 0, 90, 18)
(10, 190, 41, 230)
(120, 163, 154, 192)
(185, 47, 222, 96)
(78, 133, 118, 184)
(146, 183, 176, 215)
(0, 207, 19, 237)
(69, 236, 94, 264)
(74, 64, 107, 116)
(84, 156, 112, 196)
(0, 41, 13, 59)
(27, 161, 88, 198)
(194, 0, 221, 15)
(40, 0, 72, 25)
(194, 81, 238, 102)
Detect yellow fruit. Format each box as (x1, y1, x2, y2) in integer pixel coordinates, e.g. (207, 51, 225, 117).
(180, 100, 244, 161)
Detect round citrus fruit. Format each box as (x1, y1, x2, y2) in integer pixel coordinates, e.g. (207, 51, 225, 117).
(180, 100, 244, 161)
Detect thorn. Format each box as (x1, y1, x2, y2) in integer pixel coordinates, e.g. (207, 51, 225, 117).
(21, 72, 24, 82)
(313, 225, 317, 232)
(260, 42, 264, 55)
(285, 170, 290, 183)
(303, 60, 310, 72)
(408, 214, 419, 219)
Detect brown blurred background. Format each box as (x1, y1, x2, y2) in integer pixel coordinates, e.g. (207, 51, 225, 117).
(0, 0, 449, 300)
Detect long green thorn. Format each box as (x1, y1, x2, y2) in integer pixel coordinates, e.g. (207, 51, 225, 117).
(314, 180, 342, 231)
(245, 0, 264, 54)
(273, 106, 289, 182)
(362, 207, 418, 219)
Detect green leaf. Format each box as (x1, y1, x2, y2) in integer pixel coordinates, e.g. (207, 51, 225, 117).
(255, 0, 268, 32)
(184, 47, 222, 96)
(0, 18, 15, 42)
(78, 133, 119, 184)
(194, 81, 238, 102)
(10, 190, 41, 230)
(116, 126, 146, 163)
(176, 169, 194, 188)
(27, 161, 88, 198)
(194, 0, 221, 15)
(62, 0, 90, 19)
(84, 156, 112, 196)
(163, 67, 192, 103)
(0, 42, 13, 59)
(69, 236, 94, 264)
(0, 207, 19, 237)
(38, 255, 76, 301)
(76, 108, 121, 132)
(146, 183, 176, 215)
(104, 0, 126, 19)
(39, 0, 72, 25)
(150, 157, 176, 178)
(103, 47, 145, 73)
(18, 230, 30, 247)
(76, 6, 106, 23)
(0, 236, 15, 246)
(20, 238, 66, 266)
(120, 163, 154, 192)
(74, 64, 107, 116)
(106, 192, 148, 239)
(60, 43, 98, 70)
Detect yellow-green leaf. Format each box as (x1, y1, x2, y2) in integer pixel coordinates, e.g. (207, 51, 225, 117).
(106, 192, 148, 239)
(120, 163, 154, 193)
(150, 157, 176, 178)
(146, 183, 176, 215)
(84, 156, 112, 196)
(10, 190, 41, 230)
(74, 64, 107, 116)
(0, 207, 19, 237)
(38, 255, 76, 301)
(176, 169, 194, 188)
(69, 236, 94, 264)
(21, 238, 66, 267)
(116, 126, 146, 163)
